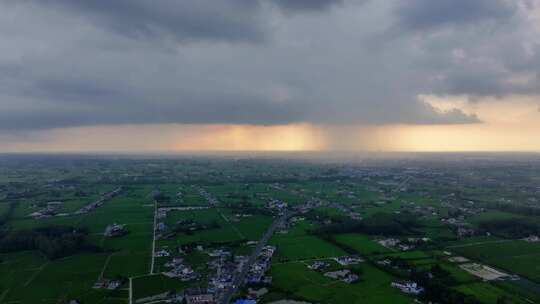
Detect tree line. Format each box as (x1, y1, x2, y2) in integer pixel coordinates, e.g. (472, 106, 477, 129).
(0, 225, 100, 259)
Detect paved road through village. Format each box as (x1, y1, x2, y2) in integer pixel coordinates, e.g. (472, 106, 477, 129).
(219, 211, 293, 304)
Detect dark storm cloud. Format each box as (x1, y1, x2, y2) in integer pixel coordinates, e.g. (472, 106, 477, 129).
(16, 0, 266, 43)
(0, 84, 305, 130)
(14, 0, 344, 44)
(0, 0, 538, 132)
(387, 0, 540, 97)
(394, 0, 518, 31)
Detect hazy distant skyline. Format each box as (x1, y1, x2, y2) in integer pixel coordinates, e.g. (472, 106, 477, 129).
(1, 0, 539, 152)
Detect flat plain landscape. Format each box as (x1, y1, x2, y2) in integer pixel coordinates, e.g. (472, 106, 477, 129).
(1, 153, 540, 304)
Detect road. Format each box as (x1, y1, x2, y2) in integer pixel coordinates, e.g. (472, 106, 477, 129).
(150, 200, 157, 275)
(446, 239, 513, 248)
(218, 211, 293, 304)
(128, 277, 133, 304)
(218, 209, 246, 240)
(392, 175, 412, 193)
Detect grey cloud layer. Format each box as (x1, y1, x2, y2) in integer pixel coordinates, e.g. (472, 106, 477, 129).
(395, 0, 517, 31)
(19, 0, 266, 43)
(0, 0, 538, 131)
(269, 0, 343, 12)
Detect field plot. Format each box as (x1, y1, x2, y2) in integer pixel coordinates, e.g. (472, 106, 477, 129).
(468, 211, 526, 225)
(0, 203, 10, 218)
(159, 207, 273, 247)
(451, 240, 540, 282)
(8, 183, 117, 219)
(7, 214, 83, 230)
(334, 234, 392, 255)
(455, 282, 530, 304)
(268, 262, 411, 304)
(132, 274, 189, 301)
(0, 186, 154, 303)
(164, 208, 221, 228)
(271, 235, 346, 261)
(439, 263, 477, 284)
(157, 208, 244, 247)
(178, 186, 208, 206)
(79, 187, 154, 278)
(375, 250, 433, 260)
(267, 188, 305, 206)
(267, 219, 345, 261)
(205, 183, 268, 206)
(225, 213, 273, 240)
(0, 252, 126, 304)
(416, 219, 456, 240)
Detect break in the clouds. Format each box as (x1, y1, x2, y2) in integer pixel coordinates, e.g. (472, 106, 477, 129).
(0, 0, 539, 131)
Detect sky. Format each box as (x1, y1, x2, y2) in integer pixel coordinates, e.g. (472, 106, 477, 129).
(1, 0, 539, 152)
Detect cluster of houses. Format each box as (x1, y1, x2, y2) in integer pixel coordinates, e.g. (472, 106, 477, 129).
(335, 188, 358, 200)
(184, 287, 215, 304)
(231, 213, 253, 222)
(376, 257, 415, 274)
(157, 221, 167, 232)
(157, 208, 168, 220)
(330, 202, 362, 221)
(376, 259, 393, 267)
(266, 199, 287, 214)
(276, 215, 305, 234)
(401, 202, 438, 218)
(135, 291, 183, 304)
(158, 248, 243, 301)
(75, 187, 122, 215)
(197, 187, 219, 205)
(172, 245, 277, 303)
(208, 254, 242, 297)
(523, 235, 540, 242)
(308, 260, 330, 271)
(155, 247, 171, 257)
(156, 206, 211, 240)
(233, 299, 257, 304)
(324, 269, 359, 284)
(378, 238, 421, 251)
(29, 201, 64, 219)
(439, 214, 478, 238)
(306, 257, 362, 284)
(93, 278, 124, 290)
(170, 247, 253, 303)
(29, 187, 122, 219)
(333, 255, 364, 266)
(149, 248, 242, 303)
(162, 257, 197, 281)
(294, 198, 324, 214)
(391, 281, 424, 295)
(176, 190, 184, 200)
(269, 183, 285, 190)
(104, 223, 127, 237)
(246, 245, 276, 285)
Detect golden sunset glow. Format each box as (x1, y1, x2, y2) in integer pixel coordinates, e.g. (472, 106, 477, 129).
(172, 124, 325, 151)
(1, 95, 539, 153)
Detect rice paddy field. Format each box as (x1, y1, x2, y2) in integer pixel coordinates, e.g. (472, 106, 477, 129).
(0, 185, 154, 304)
(450, 240, 540, 283)
(334, 234, 392, 255)
(267, 262, 411, 304)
